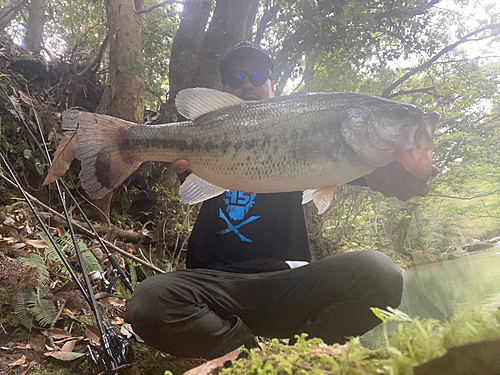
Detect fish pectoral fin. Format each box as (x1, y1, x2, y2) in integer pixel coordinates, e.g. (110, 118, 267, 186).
(302, 187, 335, 214)
(293, 140, 335, 162)
(179, 173, 228, 204)
(175, 88, 245, 120)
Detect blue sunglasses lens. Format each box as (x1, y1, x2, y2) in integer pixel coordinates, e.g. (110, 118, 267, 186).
(225, 70, 269, 89)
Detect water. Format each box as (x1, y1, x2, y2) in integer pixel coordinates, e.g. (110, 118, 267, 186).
(361, 249, 500, 347)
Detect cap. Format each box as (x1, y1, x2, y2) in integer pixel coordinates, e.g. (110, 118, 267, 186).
(219, 41, 274, 79)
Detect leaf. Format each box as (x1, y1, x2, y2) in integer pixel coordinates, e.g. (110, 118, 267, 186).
(44, 351, 85, 361)
(25, 239, 49, 249)
(8, 355, 26, 367)
(183, 348, 241, 375)
(30, 288, 58, 327)
(85, 325, 101, 346)
(30, 334, 46, 352)
(14, 289, 35, 331)
(42, 132, 78, 186)
(18, 251, 49, 285)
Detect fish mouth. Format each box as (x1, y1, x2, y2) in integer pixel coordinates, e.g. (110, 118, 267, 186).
(393, 112, 439, 180)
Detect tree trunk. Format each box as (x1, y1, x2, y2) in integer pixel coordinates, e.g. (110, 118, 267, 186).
(94, 0, 145, 216)
(97, 0, 144, 124)
(24, 0, 46, 53)
(160, 0, 259, 123)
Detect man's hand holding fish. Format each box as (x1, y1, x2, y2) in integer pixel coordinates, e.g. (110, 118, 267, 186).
(60, 42, 439, 359)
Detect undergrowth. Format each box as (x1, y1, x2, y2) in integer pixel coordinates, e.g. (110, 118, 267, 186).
(211, 308, 500, 375)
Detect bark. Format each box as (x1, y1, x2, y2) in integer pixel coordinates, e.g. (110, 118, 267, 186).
(24, 0, 47, 54)
(160, 0, 259, 123)
(97, 0, 144, 124)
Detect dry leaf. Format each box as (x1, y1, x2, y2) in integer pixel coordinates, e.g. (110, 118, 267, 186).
(30, 334, 46, 352)
(50, 328, 73, 339)
(61, 339, 77, 353)
(18, 360, 36, 375)
(42, 132, 78, 186)
(8, 355, 26, 367)
(183, 347, 241, 375)
(108, 296, 126, 307)
(44, 351, 85, 361)
(25, 239, 49, 248)
(112, 316, 125, 325)
(85, 325, 101, 346)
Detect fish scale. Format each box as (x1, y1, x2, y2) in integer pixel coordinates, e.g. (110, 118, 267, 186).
(61, 88, 438, 213)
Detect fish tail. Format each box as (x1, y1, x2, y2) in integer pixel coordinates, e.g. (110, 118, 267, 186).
(62, 110, 142, 199)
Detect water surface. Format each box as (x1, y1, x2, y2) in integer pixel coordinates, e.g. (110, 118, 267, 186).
(361, 248, 500, 347)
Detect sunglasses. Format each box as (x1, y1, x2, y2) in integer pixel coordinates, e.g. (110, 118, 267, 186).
(224, 69, 271, 89)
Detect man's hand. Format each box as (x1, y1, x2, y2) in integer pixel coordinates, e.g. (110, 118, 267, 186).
(171, 159, 190, 174)
(364, 161, 439, 201)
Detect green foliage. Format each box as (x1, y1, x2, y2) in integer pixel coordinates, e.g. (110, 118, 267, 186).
(18, 251, 49, 286)
(40, 232, 102, 276)
(221, 308, 500, 374)
(14, 287, 58, 330)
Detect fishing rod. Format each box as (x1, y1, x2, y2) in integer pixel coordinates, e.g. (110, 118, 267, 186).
(1, 85, 134, 294)
(1, 88, 135, 373)
(0, 149, 134, 373)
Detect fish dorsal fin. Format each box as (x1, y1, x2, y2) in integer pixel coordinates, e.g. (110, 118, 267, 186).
(179, 173, 228, 204)
(302, 187, 335, 214)
(175, 88, 245, 120)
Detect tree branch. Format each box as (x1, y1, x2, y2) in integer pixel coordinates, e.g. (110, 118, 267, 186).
(136, 0, 185, 15)
(381, 23, 500, 98)
(77, 34, 109, 77)
(387, 86, 439, 99)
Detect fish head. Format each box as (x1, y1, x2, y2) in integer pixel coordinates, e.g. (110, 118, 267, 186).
(341, 99, 439, 180)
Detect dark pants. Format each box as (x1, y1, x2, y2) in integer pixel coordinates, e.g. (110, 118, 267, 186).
(124, 250, 403, 359)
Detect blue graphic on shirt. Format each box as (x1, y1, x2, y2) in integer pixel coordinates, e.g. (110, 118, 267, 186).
(217, 191, 260, 242)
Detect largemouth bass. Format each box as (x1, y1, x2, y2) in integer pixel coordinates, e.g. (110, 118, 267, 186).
(62, 88, 438, 213)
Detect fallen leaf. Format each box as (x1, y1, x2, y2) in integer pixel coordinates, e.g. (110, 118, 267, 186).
(8, 355, 26, 367)
(25, 239, 49, 248)
(50, 328, 73, 339)
(108, 296, 126, 307)
(61, 339, 77, 353)
(112, 316, 125, 325)
(44, 351, 85, 361)
(183, 347, 241, 375)
(85, 325, 101, 346)
(30, 334, 46, 352)
(18, 360, 36, 375)
(95, 291, 109, 300)
(42, 132, 78, 186)
(121, 323, 144, 343)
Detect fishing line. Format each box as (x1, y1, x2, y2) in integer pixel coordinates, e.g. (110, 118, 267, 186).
(1, 86, 135, 373)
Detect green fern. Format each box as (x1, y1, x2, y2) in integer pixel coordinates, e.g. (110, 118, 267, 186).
(40, 232, 102, 274)
(15, 287, 58, 329)
(30, 288, 58, 327)
(18, 251, 49, 285)
(14, 289, 35, 331)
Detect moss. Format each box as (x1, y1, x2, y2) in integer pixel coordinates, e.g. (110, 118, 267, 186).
(219, 309, 500, 375)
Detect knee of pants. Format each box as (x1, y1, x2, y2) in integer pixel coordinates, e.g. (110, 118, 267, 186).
(360, 250, 403, 308)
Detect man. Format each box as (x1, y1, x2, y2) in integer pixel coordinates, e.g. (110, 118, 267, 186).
(125, 42, 436, 359)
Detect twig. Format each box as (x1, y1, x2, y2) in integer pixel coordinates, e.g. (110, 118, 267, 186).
(48, 300, 67, 349)
(0, 172, 165, 274)
(381, 23, 500, 98)
(136, 0, 185, 15)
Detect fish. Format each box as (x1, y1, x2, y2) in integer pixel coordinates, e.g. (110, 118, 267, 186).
(61, 88, 439, 213)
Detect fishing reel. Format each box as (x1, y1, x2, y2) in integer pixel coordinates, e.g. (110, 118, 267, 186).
(87, 322, 135, 374)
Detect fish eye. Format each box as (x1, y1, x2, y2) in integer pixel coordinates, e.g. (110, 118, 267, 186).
(391, 106, 410, 120)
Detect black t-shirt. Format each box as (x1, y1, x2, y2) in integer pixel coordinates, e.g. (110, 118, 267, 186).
(186, 189, 312, 273)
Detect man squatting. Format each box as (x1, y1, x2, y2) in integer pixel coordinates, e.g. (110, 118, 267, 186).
(125, 42, 437, 359)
